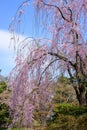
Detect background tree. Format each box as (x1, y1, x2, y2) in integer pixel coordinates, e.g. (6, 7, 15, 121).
(0, 81, 10, 129)
(9, 0, 87, 128)
(52, 76, 77, 104)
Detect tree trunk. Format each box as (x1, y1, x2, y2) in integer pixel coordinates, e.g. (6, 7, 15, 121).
(74, 85, 87, 106)
(79, 91, 87, 106)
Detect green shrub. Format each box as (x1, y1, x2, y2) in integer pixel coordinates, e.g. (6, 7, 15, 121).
(46, 114, 76, 130)
(46, 114, 87, 130)
(76, 114, 87, 130)
(0, 82, 7, 93)
(46, 103, 87, 130)
(0, 103, 10, 128)
(53, 103, 87, 118)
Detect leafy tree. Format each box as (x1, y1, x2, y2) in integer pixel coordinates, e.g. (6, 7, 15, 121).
(52, 76, 77, 104)
(0, 103, 9, 129)
(9, 0, 87, 128)
(0, 82, 7, 93)
(46, 103, 87, 130)
(0, 82, 10, 129)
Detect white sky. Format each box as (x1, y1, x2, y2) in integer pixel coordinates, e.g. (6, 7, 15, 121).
(0, 30, 25, 76)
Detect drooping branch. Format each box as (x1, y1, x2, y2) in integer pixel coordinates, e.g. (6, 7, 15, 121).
(9, 0, 30, 32)
(27, 51, 47, 65)
(41, 0, 72, 22)
(70, 27, 79, 44)
(9, 1, 87, 127)
(68, 7, 73, 22)
(48, 51, 75, 68)
(38, 58, 59, 85)
(27, 47, 76, 69)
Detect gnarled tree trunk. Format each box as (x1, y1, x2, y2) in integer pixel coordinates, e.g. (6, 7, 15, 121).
(74, 85, 87, 106)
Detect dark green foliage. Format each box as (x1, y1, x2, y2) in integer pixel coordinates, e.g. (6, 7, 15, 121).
(0, 103, 9, 128)
(46, 103, 87, 130)
(81, 77, 87, 88)
(0, 82, 7, 93)
(46, 114, 75, 130)
(53, 103, 87, 118)
(45, 76, 87, 130)
(0, 81, 10, 129)
(46, 114, 87, 130)
(0, 128, 7, 130)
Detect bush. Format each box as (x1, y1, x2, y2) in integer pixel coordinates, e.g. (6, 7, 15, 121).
(46, 114, 75, 130)
(53, 103, 87, 118)
(46, 114, 87, 130)
(76, 114, 87, 130)
(46, 103, 87, 130)
(0, 82, 7, 93)
(0, 103, 10, 128)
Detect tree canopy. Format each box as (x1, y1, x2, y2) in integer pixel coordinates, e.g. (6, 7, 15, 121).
(9, 0, 87, 128)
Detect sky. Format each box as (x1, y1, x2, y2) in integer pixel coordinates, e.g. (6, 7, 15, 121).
(0, 0, 50, 76)
(0, 0, 35, 76)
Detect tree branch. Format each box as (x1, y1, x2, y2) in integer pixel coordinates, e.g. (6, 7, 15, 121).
(41, 0, 72, 22)
(38, 58, 59, 85)
(78, 53, 87, 77)
(48, 51, 75, 68)
(67, 65, 74, 82)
